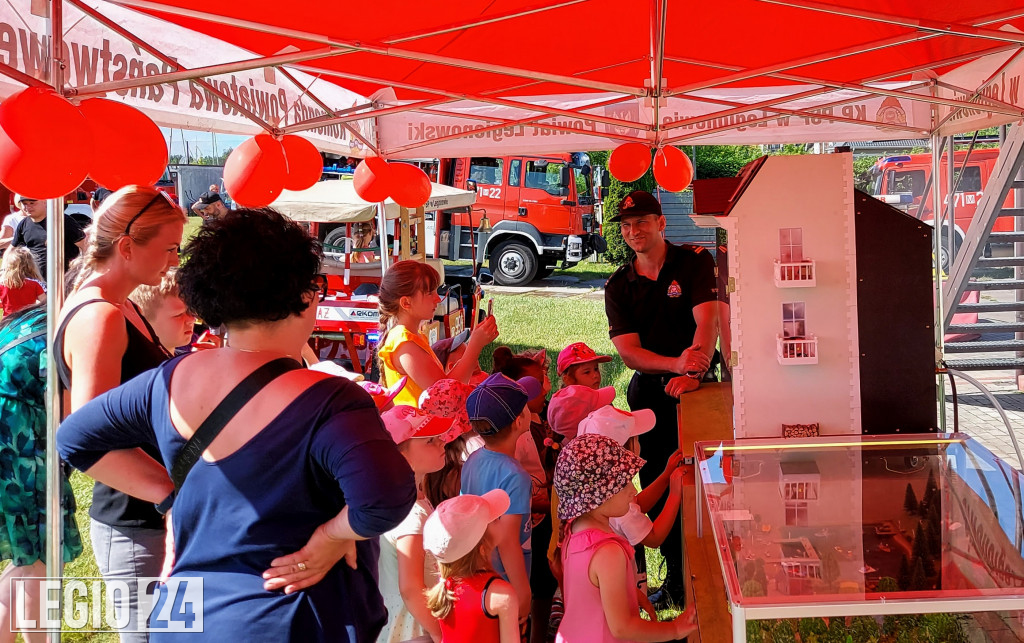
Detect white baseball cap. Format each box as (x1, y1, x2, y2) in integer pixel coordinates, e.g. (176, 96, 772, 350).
(577, 405, 656, 445)
(423, 490, 510, 563)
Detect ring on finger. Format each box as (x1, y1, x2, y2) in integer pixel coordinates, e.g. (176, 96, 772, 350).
(297, 562, 307, 572)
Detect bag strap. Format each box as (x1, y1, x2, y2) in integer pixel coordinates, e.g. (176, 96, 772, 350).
(170, 357, 302, 493)
(0, 328, 46, 356)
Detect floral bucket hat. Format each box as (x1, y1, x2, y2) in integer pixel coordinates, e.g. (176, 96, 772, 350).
(419, 378, 475, 441)
(554, 434, 645, 522)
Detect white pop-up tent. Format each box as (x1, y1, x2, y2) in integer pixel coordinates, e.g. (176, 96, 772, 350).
(270, 179, 477, 223)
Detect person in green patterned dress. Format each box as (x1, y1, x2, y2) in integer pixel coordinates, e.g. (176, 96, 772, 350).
(0, 303, 82, 643)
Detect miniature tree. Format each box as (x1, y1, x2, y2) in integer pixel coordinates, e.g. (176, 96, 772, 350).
(897, 555, 910, 590)
(742, 579, 765, 597)
(876, 576, 899, 593)
(909, 556, 927, 591)
(799, 617, 828, 641)
(770, 619, 797, 643)
(903, 483, 918, 514)
(926, 516, 942, 559)
(849, 615, 880, 642)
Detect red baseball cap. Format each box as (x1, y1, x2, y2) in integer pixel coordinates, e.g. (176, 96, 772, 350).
(381, 405, 455, 443)
(557, 342, 612, 374)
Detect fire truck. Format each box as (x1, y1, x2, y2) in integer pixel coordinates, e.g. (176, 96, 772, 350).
(866, 148, 1008, 272)
(428, 153, 608, 286)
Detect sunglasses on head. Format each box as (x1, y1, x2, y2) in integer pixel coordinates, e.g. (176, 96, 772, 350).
(125, 191, 178, 237)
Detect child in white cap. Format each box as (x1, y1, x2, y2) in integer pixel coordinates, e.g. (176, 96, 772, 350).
(578, 406, 685, 551)
(424, 491, 521, 643)
(377, 406, 455, 643)
(554, 435, 695, 643)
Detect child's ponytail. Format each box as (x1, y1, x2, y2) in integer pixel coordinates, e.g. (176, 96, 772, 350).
(426, 576, 457, 620)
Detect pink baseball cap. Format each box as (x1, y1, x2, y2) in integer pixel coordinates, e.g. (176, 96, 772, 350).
(423, 490, 511, 563)
(578, 405, 656, 445)
(547, 385, 616, 438)
(381, 405, 455, 444)
(357, 376, 407, 410)
(557, 342, 612, 374)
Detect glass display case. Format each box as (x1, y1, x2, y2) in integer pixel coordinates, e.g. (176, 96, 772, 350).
(694, 434, 1024, 642)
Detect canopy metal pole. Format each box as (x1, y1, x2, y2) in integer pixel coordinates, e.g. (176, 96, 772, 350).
(932, 131, 947, 434)
(45, 0, 66, 640)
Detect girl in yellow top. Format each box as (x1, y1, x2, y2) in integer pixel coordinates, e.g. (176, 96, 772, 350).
(377, 261, 498, 407)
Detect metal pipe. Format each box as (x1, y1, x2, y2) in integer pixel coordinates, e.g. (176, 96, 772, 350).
(947, 135, 955, 270)
(946, 369, 1024, 470)
(45, 1, 65, 639)
(0, 61, 49, 88)
(932, 131, 947, 434)
(274, 68, 381, 155)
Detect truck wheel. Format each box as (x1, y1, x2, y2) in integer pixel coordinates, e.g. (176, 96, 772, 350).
(323, 227, 351, 260)
(535, 266, 555, 280)
(938, 227, 962, 275)
(489, 240, 538, 286)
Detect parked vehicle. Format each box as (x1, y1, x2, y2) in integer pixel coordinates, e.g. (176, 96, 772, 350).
(430, 153, 608, 285)
(866, 148, 1011, 271)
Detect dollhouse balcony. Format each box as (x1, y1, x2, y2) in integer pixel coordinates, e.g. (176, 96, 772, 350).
(777, 335, 818, 365)
(773, 259, 816, 287)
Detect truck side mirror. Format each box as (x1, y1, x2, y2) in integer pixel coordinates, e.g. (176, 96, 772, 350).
(560, 166, 572, 188)
(466, 179, 478, 193)
(601, 172, 611, 188)
(600, 187, 609, 199)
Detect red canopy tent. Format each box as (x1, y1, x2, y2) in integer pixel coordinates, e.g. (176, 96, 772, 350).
(32, 0, 1024, 157)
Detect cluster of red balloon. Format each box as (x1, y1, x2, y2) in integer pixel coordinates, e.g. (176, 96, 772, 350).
(223, 133, 323, 207)
(0, 88, 169, 198)
(351, 157, 432, 208)
(607, 143, 694, 192)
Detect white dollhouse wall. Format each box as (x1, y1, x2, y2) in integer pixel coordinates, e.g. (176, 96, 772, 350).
(720, 153, 862, 438)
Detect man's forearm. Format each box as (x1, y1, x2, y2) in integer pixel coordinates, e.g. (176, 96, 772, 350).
(618, 345, 680, 375)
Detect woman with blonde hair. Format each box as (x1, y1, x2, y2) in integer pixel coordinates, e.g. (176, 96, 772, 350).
(377, 260, 498, 407)
(55, 185, 185, 643)
(0, 246, 45, 315)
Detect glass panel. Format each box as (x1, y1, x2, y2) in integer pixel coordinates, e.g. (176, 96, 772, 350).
(695, 435, 1024, 607)
(524, 160, 565, 192)
(954, 166, 982, 193)
(508, 159, 521, 187)
(780, 228, 791, 245)
(469, 157, 503, 186)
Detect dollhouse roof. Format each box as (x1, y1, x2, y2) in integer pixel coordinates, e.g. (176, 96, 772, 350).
(692, 156, 768, 217)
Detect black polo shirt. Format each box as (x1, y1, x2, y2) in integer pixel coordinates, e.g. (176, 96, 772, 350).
(11, 214, 85, 277)
(604, 241, 717, 359)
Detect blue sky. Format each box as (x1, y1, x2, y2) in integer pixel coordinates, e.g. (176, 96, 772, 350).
(161, 127, 247, 161)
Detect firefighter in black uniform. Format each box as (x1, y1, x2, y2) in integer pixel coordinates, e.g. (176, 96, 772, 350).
(604, 190, 719, 607)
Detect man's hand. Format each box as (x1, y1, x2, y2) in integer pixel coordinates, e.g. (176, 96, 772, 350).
(665, 375, 700, 398)
(674, 343, 711, 375)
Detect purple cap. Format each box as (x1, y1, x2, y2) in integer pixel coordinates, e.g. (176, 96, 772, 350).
(466, 372, 542, 435)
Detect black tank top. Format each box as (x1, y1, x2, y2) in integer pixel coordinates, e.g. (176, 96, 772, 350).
(56, 298, 172, 529)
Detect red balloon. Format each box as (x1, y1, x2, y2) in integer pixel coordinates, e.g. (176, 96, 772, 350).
(608, 143, 652, 183)
(653, 146, 694, 192)
(280, 135, 323, 191)
(79, 98, 167, 190)
(389, 162, 431, 208)
(353, 157, 393, 203)
(223, 134, 287, 207)
(0, 88, 91, 198)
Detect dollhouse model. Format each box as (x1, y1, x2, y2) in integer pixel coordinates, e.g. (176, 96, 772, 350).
(692, 152, 937, 439)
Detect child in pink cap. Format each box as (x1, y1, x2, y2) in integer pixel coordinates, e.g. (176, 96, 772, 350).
(557, 342, 612, 389)
(377, 406, 454, 643)
(419, 378, 482, 508)
(424, 491, 520, 643)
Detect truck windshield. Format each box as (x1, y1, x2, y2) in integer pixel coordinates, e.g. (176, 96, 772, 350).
(525, 160, 564, 192)
(886, 169, 926, 197)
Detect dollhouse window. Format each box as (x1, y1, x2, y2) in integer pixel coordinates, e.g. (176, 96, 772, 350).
(785, 501, 809, 526)
(782, 302, 806, 339)
(775, 228, 815, 286)
(780, 228, 804, 262)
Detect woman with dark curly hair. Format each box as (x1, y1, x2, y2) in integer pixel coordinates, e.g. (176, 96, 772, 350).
(57, 208, 417, 642)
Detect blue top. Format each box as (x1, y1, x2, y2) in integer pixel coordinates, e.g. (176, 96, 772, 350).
(57, 355, 416, 642)
(460, 447, 532, 579)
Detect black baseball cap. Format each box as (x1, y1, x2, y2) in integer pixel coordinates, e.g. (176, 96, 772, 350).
(608, 190, 662, 222)
(91, 188, 112, 204)
(197, 192, 223, 206)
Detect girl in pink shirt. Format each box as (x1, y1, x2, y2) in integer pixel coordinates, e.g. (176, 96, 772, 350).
(553, 435, 695, 643)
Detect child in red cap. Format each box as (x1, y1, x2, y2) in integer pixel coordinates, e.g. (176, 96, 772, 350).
(557, 342, 612, 389)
